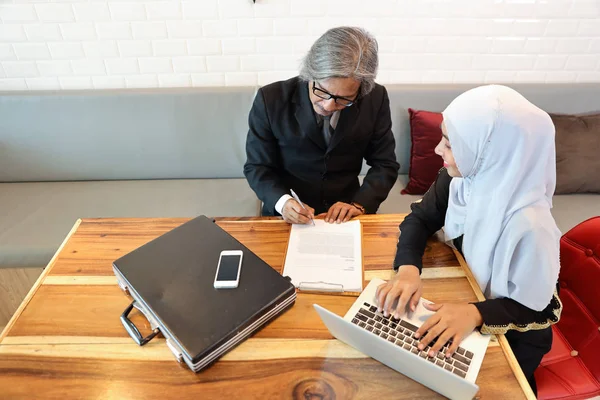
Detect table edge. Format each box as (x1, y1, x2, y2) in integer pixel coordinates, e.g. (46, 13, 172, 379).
(453, 249, 534, 400)
(0, 219, 82, 343)
(76, 214, 408, 224)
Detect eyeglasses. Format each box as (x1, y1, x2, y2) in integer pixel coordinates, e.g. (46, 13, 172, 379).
(312, 81, 358, 107)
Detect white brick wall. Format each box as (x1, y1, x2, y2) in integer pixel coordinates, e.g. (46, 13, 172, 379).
(0, 0, 599, 91)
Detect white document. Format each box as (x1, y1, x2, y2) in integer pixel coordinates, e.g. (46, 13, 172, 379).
(282, 219, 363, 292)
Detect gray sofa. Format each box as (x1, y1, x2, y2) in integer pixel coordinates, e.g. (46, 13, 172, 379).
(1, 84, 599, 271)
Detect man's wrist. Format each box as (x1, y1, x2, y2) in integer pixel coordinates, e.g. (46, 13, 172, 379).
(350, 202, 365, 214)
(275, 194, 293, 215)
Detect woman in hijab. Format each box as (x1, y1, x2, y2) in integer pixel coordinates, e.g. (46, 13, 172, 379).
(376, 84, 562, 395)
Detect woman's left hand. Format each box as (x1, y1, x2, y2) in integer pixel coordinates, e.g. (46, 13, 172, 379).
(414, 303, 483, 358)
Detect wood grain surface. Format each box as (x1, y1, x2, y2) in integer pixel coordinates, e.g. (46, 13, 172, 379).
(0, 215, 526, 400)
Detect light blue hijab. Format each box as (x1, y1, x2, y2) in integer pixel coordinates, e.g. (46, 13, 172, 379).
(443, 85, 560, 311)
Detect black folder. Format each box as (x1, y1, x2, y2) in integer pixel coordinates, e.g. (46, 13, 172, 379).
(112, 215, 296, 372)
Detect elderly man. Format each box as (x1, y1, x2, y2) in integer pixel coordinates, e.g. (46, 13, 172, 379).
(244, 27, 399, 224)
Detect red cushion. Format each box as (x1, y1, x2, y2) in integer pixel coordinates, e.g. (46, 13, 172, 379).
(536, 327, 599, 400)
(401, 109, 444, 195)
(536, 217, 600, 400)
(555, 287, 600, 379)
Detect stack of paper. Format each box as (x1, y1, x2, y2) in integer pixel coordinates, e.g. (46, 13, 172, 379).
(282, 219, 363, 292)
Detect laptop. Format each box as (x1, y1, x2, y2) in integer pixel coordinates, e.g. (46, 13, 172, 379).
(314, 278, 491, 400)
(113, 215, 297, 372)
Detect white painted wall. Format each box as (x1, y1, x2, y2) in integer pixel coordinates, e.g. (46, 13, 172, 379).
(1, 0, 599, 91)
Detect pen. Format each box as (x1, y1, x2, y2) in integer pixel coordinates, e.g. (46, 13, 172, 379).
(290, 189, 315, 226)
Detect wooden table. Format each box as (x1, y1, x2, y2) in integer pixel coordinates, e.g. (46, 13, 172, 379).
(0, 215, 532, 399)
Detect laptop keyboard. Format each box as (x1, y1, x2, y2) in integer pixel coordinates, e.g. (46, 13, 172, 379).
(352, 302, 474, 379)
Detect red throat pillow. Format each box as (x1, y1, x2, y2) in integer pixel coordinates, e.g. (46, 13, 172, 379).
(402, 108, 444, 195)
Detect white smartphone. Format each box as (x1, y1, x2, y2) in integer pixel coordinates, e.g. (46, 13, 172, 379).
(213, 250, 243, 289)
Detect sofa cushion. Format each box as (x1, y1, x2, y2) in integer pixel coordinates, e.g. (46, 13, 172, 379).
(377, 175, 423, 214)
(0, 87, 257, 182)
(0, 179, 260, 269)
(401, 109, 444, 195)
(550, 195, 600, 233)
(552, 113, 600, 194)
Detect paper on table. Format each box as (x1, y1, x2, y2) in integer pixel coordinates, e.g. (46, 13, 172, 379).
(282, 219, 362, 292)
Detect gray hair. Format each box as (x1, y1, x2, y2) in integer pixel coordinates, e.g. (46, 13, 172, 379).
(299, 26, 379, 98)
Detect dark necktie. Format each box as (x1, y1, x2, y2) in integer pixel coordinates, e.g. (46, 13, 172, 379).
(322, 115, 333, 147)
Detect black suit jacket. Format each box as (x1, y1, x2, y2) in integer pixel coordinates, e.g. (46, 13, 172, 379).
(243, 76, 400, 216)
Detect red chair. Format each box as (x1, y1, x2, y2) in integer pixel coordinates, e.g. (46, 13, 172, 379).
(536, 216, 600, 400)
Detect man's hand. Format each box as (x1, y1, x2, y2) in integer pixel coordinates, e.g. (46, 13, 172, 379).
(282, 199, 315, 225)
(324, 202, 364, 223)
(375, 265, 422, 318)
(415, 303, 483, 358)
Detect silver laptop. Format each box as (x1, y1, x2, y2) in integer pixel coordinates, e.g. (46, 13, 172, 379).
(314, 278, 491, 400)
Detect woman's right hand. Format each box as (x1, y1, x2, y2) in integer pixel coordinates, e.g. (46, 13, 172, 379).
(375, 265, 423, 319)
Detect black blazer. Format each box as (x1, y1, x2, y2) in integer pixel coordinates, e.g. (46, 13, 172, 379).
(243, 76, 400, 216)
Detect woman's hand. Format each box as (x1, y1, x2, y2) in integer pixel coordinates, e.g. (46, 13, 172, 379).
(415, 303, 483, 358)
(375, 265, 423, 318)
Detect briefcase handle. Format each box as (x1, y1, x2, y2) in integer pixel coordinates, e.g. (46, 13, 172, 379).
(120, 300, 161, 346)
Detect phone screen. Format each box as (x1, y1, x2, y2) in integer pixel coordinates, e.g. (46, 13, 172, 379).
(216, 255, 241, 281)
